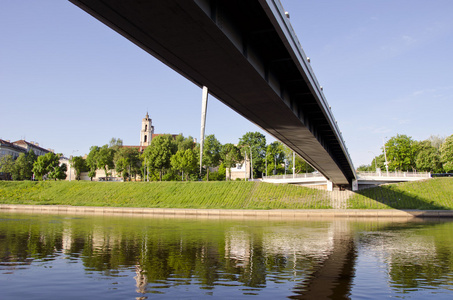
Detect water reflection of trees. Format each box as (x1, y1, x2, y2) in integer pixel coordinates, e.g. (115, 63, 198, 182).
(358, 221, 453, 292)
(0, 216, 337, 291)
(2, 214, 453, 296)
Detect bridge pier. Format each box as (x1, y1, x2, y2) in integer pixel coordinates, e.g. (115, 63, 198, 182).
(327, 180, 333, 192)
(199, 86, 209, 175)
(352, 179, 358, 191)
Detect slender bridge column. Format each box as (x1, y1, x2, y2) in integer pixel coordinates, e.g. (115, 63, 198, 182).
(199, 86, 208, 175)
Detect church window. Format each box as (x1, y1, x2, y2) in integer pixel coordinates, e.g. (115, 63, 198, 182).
(144, 135, 147, 143)
(145, 125, 148, 131)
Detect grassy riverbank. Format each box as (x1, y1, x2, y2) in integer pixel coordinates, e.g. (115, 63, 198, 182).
(0, 181, 331, 209)
(0, 178, 452, 210)
(350, 178, 453, 210)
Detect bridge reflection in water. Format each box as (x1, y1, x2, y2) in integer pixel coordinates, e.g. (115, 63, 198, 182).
(1, 213, 453, 299)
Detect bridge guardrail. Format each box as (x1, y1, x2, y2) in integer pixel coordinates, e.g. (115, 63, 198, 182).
(357, 171, 431, 178)
(263, 173, 326, 180)
(263, 171, 431, 181)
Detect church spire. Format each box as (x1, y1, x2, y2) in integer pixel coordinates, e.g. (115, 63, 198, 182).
(140, 112, 154, 146)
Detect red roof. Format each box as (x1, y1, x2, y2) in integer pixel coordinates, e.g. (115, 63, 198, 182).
(12, 140, 52, 153)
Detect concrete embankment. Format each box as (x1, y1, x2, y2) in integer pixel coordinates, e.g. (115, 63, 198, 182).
(1, 204, 453, 219)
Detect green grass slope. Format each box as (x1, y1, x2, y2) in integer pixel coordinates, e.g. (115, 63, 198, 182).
(349, 178, 453, 210)
(0, 181, 331, 209)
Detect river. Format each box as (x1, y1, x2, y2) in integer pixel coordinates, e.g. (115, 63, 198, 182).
(1, 212, 453, 299)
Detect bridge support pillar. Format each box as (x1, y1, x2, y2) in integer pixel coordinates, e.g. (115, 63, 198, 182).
(327, 180, 333, 192)
(352, 179, 358, 191)
(199, 86, 209, 175)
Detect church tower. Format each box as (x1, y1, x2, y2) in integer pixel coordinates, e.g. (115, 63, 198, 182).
(140, 112, 154, 146)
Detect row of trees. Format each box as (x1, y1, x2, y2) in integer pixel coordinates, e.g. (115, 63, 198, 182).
(0, 150, 67, 181)
(358, 134, 453, 173)
(72, 132, 314, 182)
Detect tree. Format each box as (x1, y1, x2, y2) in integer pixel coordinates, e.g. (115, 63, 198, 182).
(114, 147, 141, 181)
(48, 162, 67, 180)
(97, 144, 115, 177)
(220, 143, 243, 180)
(440, 134, 453, 172)
(12, 150, 37, 180)
(238, 132, 266, 177)
(86, 146, 100, 181)
(175, 134, 195, 151)
(109, 137, 123, 151)
(385, 134, 417, 171)
(70, 156, 87, 180)
(265, 142, 285, 175)
(294, 155, 315, 174)
(0, 155, 15, 180)
(171, 148, 198, 181)
(202, 135, 221, 181)
(143, 135, 177, 181)
(415, 141, 442, 172)
(370, 154, 386, 172)
(32, 152, 64, 180)
(429, 135, 445, 150)
(357, 164, 371, 172)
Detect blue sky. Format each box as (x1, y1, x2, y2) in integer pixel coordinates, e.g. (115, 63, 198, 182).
(1, 1, 452, 167)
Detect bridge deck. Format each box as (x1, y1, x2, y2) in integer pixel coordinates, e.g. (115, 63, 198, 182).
(70, 0, 356, 185)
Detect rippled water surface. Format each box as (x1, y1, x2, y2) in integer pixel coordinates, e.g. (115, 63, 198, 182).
(1, 212, 453, 299)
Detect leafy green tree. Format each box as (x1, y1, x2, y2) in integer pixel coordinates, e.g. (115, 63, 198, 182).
(175, 134, 195, 151)
(385, 134, 417, 171)
(86, 146, 100, 181)
(114, 147, 141, 181)
(108, 137, 123, 151)
(97, 144, 115, 177)
(265, 142, 285, 175)
(357, 164, 371, 172)
(32, 152, 64, 180)
(440, 134, 453, 172)
(48, 162, 67, 180)
(415, 141, 443, 172)
(0, 155, 15, 180)
(294, 155, 315, 174)
(12, 150, 37, 180)
(143, 135, 177, 181)
(238, 132, 266, 177)
(429, 135, 445, 150)
(202, 134, 221, 181)
(207, 162, 226, 181)
(220, 143, 243, 180)
(365, 154, 387, 172)
(171, 148, 198, 181)
(70, 156, 87, 180)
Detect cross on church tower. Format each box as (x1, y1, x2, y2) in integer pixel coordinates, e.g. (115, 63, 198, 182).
(140, 112, 154, 146)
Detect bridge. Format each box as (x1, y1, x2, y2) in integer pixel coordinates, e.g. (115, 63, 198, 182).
(70, 0, 356, 187)
(263, 171, 432, 190)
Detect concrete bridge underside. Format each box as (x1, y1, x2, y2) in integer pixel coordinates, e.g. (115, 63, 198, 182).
(70, 0, 356, 185)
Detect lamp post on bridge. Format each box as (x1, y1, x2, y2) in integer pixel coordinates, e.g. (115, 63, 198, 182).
(248, 145, 253, 181)
(69, 150, 78, 182)
(383, 137, 389, 176)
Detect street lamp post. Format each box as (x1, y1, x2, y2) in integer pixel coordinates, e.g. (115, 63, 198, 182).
(69, 150, 78, 181)
(249, 146, 253, 181)
(243, 151, 247, 181)
(383, 137, 389, 176)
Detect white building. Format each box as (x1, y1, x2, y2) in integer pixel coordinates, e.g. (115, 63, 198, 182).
(226, 157, 251, 180)
(0, 139, 25, 160)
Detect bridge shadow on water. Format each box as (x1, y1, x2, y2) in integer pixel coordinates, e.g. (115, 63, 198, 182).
(352, 184, 448, 210)
(290, 230, 357, 299)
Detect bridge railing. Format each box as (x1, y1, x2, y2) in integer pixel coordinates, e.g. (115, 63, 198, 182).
(263, 171, 432, 181)
(262, 173, 326, 180)
(357, 171, 431, 178)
